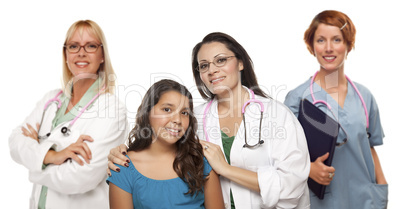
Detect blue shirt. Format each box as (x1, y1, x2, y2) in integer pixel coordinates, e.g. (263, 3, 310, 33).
(284, 78, 388, 209)
(107, 156, 212, 209)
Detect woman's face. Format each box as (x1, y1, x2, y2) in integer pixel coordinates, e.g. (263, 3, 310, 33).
(149, 90, 190, 145)
(197, 42, 243, 96)
(65, 27, 104, 77)
(313, 23, 348, 72)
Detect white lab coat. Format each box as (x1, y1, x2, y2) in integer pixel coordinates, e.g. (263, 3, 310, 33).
(9, 89, 128, 209)
(194, 88, 310, 209)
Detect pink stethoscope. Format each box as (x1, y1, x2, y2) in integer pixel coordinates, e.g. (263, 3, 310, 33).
(310, 71, 370, 145)
(38, 88, 103, 139)
(203, 88, 265, 148)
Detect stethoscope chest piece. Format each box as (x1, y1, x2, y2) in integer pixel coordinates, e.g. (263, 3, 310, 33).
(38, 87, 104, 140)
(367, 130, 371, 139)
(61, 126, 71, 136)
(243, 139, 264, 148)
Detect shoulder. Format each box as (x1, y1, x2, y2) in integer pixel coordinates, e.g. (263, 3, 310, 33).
(107, 160, 136, 194)
(32, 89, 64, 108)
(202, 157, 213, 177)
(283, 79, 311, 115)
(258, 96, 294, 115)
(256, 96, 300, 126)
(350, 81, 381, 114)
(126, 151, 148, 168)
(98, 93, 127, 113)
(107, 162, 132, 183)
(194, 100, 211, 120)
(42, 89, 63, 100)
(285, 79, 311, 101)
(110, 153, 136, 180)
(126, 151, 138, 163)
(194, 101, 209, 114)
(352, 81, 374, 99)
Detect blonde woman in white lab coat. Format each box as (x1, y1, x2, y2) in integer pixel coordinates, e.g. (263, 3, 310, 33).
(107, 32, 310, 209)
(9, 20, 127, 209)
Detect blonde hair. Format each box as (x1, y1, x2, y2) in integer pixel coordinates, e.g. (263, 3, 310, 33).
(62, 20, 115, 94)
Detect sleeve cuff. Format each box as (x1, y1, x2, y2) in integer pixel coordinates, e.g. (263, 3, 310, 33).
(257, 166, 280, 207)
(34, 141, 58, 172)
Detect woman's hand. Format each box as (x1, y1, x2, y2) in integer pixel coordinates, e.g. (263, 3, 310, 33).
(43, 135, 94, 166)
(200, 140, 260, 192)
(21, 123, 40, 143)
(107, 144, 129, 176)
(371, 147, 387, 185)
(309, 152, 335, 185)
(199, 141, 230, 176)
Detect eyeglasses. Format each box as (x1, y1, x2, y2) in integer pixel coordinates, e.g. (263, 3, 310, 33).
(196, 56, 236, 73)
(64, 42, 103, 53)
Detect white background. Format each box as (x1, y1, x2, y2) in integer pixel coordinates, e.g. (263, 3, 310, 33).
(1, 0, 400, 208)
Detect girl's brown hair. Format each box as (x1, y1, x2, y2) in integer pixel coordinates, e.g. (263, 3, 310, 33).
(127, 79, 205, 195)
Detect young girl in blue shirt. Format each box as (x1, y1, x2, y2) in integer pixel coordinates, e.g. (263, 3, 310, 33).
(107, 79, 223, 209)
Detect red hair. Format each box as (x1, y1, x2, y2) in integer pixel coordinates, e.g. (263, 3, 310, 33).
(304, 10, 356, 55)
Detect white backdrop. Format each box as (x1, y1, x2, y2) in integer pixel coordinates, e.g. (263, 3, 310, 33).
(1, 0, 400, 208)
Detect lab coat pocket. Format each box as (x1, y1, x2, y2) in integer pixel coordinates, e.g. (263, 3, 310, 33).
(371, 183, 388, 209)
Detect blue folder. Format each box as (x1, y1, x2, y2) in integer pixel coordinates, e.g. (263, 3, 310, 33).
(298, 99, 339, 199)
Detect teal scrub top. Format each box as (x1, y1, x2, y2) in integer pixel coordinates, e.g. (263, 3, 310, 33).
(284, 78, 388, 209)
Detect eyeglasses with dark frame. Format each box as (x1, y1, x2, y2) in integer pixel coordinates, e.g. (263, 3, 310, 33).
(196, 56, 236, 73)
(64, 42, 103, 53)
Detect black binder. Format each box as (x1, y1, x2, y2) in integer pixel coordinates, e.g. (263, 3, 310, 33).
(297, 99, 339, 199)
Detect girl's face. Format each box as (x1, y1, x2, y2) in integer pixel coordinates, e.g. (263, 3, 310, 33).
(149, 90, 190, 145)
(313, 23, 348, 72)
(65, 27, 104, 77)
(197, 42, 243, 96)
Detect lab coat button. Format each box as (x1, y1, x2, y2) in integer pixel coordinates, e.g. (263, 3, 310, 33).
(224, 203, 228, 208)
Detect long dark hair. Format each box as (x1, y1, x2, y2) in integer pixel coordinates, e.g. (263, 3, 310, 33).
(127, 79, 205, 195)
(191, 32, 268, 100)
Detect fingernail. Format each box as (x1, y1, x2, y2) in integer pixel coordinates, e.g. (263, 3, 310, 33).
(108, 173, 111, 177)
(126, 159, 130, 163)
(124, 163, 129, 167)
(122, 152, 127, 155)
